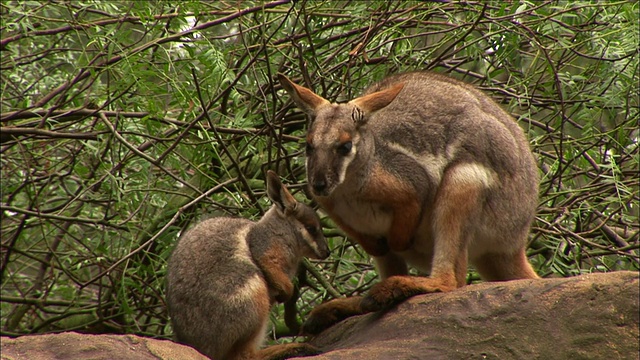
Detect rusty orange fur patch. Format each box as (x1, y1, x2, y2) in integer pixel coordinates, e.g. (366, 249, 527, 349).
(258, 244, 293, 301)
(338, 132, 352, 144)
(429, 168, 484, 286)
(362, 164, 421, 252)
(473, 251, 539, 281)
(315, 164, 420, 256)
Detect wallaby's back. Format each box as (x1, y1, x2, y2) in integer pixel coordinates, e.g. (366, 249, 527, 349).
(167, 217, 270, 360)
(366, 72, 535, 176)
(365, 71, 539, 236)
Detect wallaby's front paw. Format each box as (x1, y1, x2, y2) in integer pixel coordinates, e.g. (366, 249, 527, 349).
(273, 280, 294, 303)
(275, 290, 291, 303)
(361, 275, 451, 312)
(302, 296, 365, 335)
(302, 305, 342, 335)
(257, 343, 321, 360)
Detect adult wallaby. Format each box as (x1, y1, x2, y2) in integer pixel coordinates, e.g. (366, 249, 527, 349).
(278, 71, 540, 334)
(166, 170, 329, 359)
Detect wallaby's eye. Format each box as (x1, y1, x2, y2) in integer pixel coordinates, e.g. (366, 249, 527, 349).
(305, 142, 314, 155)
(337, 141, 352, 156)
(304, 224, 318, 236)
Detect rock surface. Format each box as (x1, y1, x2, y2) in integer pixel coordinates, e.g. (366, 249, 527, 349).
(0, 332, 207, 360)
(301, 271, 640, 360)
(1, 271, 638, 360)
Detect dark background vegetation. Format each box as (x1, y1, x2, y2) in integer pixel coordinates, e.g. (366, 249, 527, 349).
(1, 0, 638, 342)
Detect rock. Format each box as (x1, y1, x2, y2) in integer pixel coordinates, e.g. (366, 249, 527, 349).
(300, 271, 639, 359)
(0, 332, 207, 360)
(1, 271, 637, 360)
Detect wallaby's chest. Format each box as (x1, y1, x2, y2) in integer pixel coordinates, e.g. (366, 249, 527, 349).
(327, 195, 393, 237)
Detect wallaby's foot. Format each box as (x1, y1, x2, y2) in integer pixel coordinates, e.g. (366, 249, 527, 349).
(256, 342, 322, 360)
(302, 296, 366, 335)
(361, 275, 457, 312)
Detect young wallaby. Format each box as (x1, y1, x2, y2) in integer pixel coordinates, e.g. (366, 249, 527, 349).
(278, 71, 540, 334)
(166, 170, 329, 359)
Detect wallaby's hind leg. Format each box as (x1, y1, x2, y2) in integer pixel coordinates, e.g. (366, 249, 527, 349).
(374, 252, 409, 279)
(360, 248, 468, 312)
(226, 319, 269, 360)
(473, 250, 539, 281)
(362, 164, 487, 311)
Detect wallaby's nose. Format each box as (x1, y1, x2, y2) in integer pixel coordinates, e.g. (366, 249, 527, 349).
(318, 246, 330, 259)
(312, 180, 326, 194)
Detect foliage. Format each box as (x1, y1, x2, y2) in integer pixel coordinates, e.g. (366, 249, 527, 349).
(1, 0, 638, 341)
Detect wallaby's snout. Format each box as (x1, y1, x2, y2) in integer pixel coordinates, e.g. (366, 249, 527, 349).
(305, 123, 359, 197)
(309, 170, 334, 197)
(306, 149, 335, 196)
(308, 240, 330, 260)
(307, 161, 343, 197)
(311, 178, 327, 195)
(312, 233, 330, 260)
(304, 224, 330, 260)
(292, 200, 330, 260)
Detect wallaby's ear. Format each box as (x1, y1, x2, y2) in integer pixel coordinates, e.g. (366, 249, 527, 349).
(266, 170, 298, 215)
(350, 83, 404, 117)
(278, 74, 330, 116)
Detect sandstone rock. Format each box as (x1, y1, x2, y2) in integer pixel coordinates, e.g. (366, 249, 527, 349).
(300, 271, 639, 359)
(0, 332, 207, 360)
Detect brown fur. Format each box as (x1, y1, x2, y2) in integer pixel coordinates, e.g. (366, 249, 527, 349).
(257, 243, 297, 302)
(279, 72, 540, 334)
